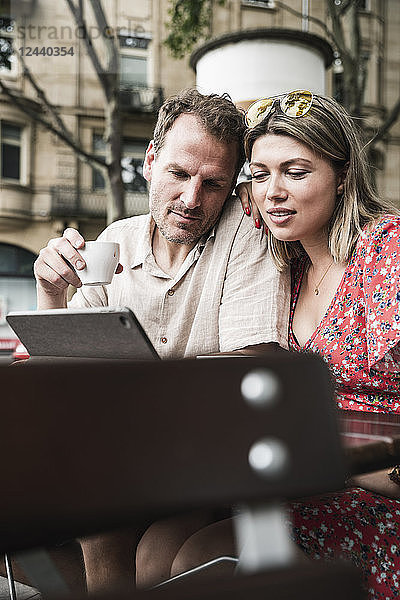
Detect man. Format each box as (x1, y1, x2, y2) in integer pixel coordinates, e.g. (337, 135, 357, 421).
(34, 89, 288, 358)
(33, 89, 289, 591)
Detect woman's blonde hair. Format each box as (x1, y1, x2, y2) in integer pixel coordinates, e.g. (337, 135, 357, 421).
(244, 94, 398, 270)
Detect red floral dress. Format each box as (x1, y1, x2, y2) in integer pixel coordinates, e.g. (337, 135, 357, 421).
(289, 216, 400, 598)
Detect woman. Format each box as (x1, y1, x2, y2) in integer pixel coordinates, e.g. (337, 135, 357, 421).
(242, 90, 400, 413)
(238, 92, 400, 599)
(137, 91, 400, 599)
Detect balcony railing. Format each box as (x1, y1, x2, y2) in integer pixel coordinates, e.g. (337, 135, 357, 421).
(50, 187, 149, 219)
(119, 85, 164, 113)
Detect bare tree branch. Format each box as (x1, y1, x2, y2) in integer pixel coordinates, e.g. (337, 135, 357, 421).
(350, 1, 361, 66)
(351, 0, 366, 111)
(370, 98, 400, 145)
(83, 0, 123, 222)
(326, 0, 352, 62)
(336, 0, 353, 16)
(14, 47, 72, 141)
(0, 78, 107, 173)
(357, 55, 368, 111)
(326, 0, 362, 114)
(88, 0, 119, 75)
(65, 0, 111, 99)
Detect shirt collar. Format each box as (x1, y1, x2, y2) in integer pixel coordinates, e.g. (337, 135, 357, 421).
(130, 215, 217, 270)
(130, 213, 155, 269)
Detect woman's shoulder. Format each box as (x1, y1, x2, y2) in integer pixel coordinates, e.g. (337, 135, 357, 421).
(358, 214, 400, 250)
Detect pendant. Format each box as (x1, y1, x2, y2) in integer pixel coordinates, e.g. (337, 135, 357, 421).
(314, 287, 319, 295)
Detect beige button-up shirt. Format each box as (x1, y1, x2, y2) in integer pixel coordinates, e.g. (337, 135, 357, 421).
(69, 197, 290, 358)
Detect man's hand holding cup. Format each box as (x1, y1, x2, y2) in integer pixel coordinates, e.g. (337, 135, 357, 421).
(34, 227, 122, 309)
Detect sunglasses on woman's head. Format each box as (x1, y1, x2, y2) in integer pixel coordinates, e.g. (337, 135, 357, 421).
(245, 90, 314, 128)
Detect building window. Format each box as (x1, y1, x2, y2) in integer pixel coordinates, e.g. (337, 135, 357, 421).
(120, 55, 147, 87)
(92, 134, 148, 193)
(1, 121, 21, 181)
(332, 52, 344, 105)
(333, 71, 344, 106)
(121, 139, 148, 193)
(359, 0, 371, 11)
(92, 133, 106, 190)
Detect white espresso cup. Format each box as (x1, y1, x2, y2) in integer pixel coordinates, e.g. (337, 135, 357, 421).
(78, 241, 120, 286)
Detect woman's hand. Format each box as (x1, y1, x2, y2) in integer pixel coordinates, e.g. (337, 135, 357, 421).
(347, 468, 400, 499)
(235, 181, 263, 230)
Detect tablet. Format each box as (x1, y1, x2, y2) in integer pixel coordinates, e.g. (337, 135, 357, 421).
(6, 307, 160, 360)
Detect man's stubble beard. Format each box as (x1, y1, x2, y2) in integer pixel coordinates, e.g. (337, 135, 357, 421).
(150, 189, 225, 246)
(156, 222, 200, 245)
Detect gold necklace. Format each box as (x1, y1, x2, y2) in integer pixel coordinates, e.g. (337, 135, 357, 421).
(313, 261, 334, 296)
